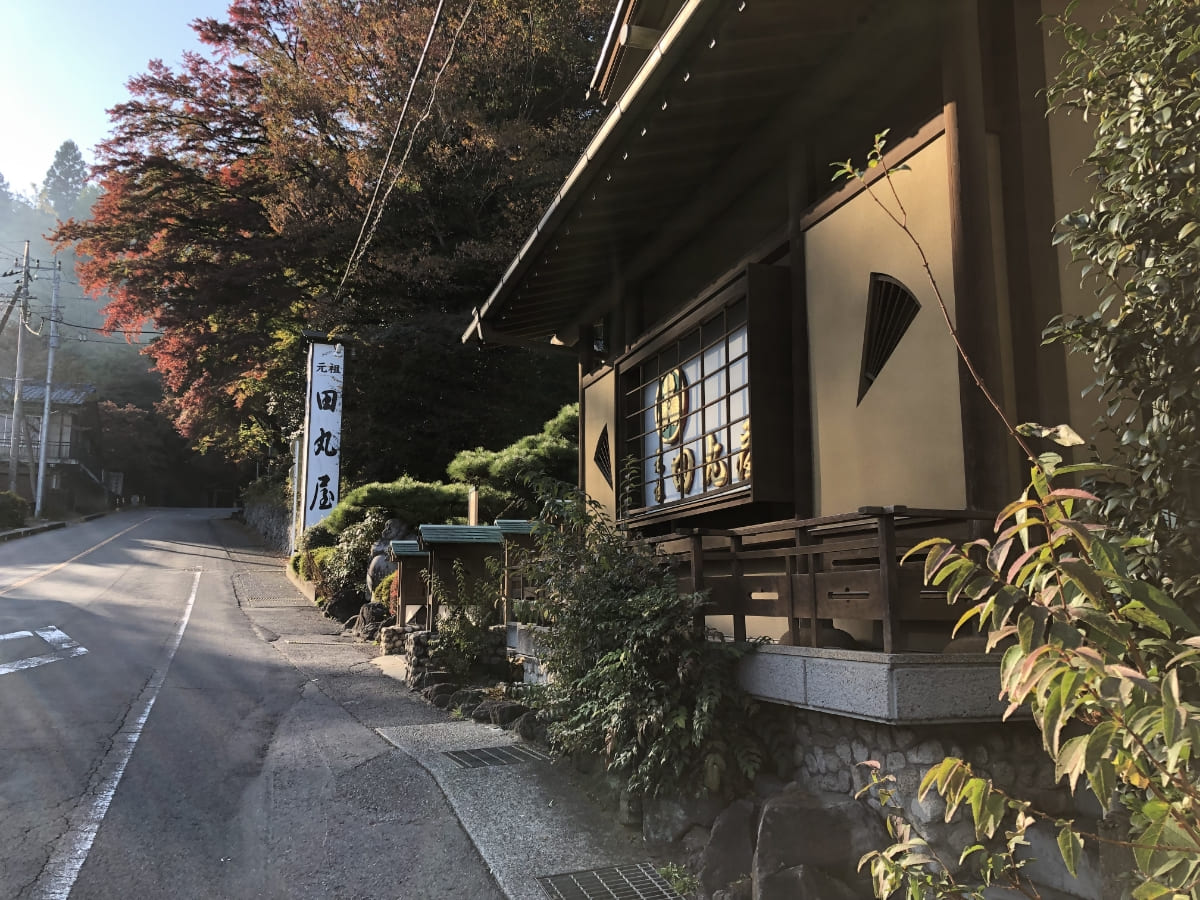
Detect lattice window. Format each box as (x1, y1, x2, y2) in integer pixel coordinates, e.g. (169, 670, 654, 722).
(624, 297, 750, 510)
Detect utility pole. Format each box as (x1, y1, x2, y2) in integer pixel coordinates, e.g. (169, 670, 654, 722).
(8, 242, 29, 495)
(35, 258, 61, 518)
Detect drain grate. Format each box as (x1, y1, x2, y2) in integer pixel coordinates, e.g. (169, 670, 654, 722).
(241, 597, 313, 608)
(537, 863, 682, 900)
(443, 744, 551, 769)
(232, 572, 309, 608)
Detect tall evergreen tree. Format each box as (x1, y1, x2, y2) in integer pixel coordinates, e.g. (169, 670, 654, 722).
(42, 140, 89, 220)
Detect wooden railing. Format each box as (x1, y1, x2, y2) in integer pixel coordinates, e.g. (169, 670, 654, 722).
(647, 507, 993, 652)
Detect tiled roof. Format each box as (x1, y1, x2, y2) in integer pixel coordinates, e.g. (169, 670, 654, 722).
(494, 519, 534, 535)
(388, 540, 427, 558)
(0, 378, 96, 406)
(418, 525, 504, 545)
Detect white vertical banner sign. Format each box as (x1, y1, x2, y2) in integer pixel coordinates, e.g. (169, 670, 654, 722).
(300, 341, 345, 534)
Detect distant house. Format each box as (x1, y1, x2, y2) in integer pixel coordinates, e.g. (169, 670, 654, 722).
(0, 379, 106, 513)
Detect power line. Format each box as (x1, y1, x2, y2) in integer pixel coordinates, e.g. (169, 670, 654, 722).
(348, 0, 475, 295)
(336, 0, 448, 299)
(28, 313, 162, 336)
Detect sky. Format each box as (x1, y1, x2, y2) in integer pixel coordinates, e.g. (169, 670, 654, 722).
(0, 0, 230, 199)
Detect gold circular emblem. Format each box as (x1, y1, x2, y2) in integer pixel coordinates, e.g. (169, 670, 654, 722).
(654, 368, 688, 445)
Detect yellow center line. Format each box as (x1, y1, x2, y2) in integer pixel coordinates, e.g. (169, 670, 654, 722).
(0, 515, 158, 598)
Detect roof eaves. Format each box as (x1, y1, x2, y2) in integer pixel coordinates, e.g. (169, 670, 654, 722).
(463, 0, 720, 346)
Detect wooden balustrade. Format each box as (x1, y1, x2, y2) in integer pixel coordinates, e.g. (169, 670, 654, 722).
(647, 506, 993, 652)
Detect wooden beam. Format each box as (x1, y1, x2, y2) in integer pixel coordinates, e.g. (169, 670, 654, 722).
(620, 24, 661, 50)
(943, 0, 1011, 511)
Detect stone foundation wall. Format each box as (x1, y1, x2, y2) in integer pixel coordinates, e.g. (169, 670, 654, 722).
(791, 708, 1080, 811)
(785, 707, 1103, 898)
(653, 704, 1103, 900)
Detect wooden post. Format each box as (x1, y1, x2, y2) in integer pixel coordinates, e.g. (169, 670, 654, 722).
(878, 513, 900, 653)
(788, 135, 815, 518)
(943, 0, 1012, 512)
(730, 534, 746, 642)
(798, 526, 815, 647)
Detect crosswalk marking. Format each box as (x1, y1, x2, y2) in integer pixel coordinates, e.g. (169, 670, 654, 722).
(0, 625, 89, 676)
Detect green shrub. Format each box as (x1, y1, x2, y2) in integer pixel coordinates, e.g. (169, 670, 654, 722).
(321, 476, 508, 534)
(0, 491, 28, 528)
(425, 558, 503, 680)
(373, 570, 397, 611)
(300, 546, 335, 582)
(241, 473, 288, 507)
(315, 509, 390, 616)
(523, 478, 774, 798)
(298, 520, 337, 551)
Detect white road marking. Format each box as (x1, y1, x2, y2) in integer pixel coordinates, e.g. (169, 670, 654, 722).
(0, 627, 89, 676)
(0, 648, 89, 676)
(35, 626, 81, 650)
(34, 568, 202, 900)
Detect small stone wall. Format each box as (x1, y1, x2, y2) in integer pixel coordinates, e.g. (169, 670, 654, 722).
(378, 623, 512, 687)
(243, 496, 292, 552)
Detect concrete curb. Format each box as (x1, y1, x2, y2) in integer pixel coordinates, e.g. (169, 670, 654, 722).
(0, 521, 67, 542)
(282, 556, 320, 605)
(0, 508, 112, 542)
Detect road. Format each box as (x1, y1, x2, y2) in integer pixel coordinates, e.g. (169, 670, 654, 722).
(0, 509, 505, 900)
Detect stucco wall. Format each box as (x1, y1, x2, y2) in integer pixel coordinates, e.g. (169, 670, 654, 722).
(581, 369, 618, 522)
(803, 133, 966, 515)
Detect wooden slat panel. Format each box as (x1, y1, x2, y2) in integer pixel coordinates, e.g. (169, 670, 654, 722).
(817, 592, 885, 620)
(896, 593, 972, 621)
(815, 569, 880, 596)
(699, 580, 790, 617)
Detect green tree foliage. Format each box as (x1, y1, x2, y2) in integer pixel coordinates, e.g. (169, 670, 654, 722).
(523, 478, 775, 798)
(1046, 0, 1200, 602)
(318, 475, 504, 535)
(41, 141, 89, 221)
(96, 401, 170, 500)
(863, 456, 1200, 899)
(852, 4, 1200, 897)
(446, 403, 578, 511)
(54, 0, 600, 478)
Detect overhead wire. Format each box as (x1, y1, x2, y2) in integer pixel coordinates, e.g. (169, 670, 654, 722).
(335, 0, 454, 299)
(343, 0, 475, 294)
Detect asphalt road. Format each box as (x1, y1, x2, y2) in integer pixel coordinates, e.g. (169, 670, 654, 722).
(0, 509, 505, 900)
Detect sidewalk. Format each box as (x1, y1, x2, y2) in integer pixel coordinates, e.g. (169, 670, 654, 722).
(229, 527, 685, 900)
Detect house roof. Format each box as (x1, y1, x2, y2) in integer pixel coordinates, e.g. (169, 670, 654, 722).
(0, 378, 96, 407)
(465, 0, 937, 347)
(417, 524, 504, 546)
(388, 540, 427, 558)
(590, 0, 684, 104)
(494, 519, 534, 535)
